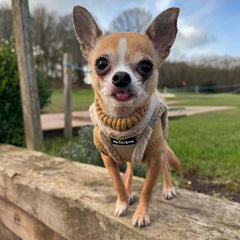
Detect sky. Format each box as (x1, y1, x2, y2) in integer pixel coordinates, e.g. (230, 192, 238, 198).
(2, 0, 240, 61)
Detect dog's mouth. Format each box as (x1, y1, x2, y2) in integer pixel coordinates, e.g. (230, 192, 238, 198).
(111, 90, 133, 101)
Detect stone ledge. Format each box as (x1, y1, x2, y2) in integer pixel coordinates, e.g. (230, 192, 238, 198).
(0, 144, 239, 240)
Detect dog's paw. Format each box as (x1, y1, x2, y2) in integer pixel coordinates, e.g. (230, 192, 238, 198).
(131, 211, 150, 227)
(163, 187, 176, 200)
(114, 200, 128, 216)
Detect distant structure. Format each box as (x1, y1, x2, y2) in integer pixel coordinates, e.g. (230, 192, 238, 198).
(83, 64, 92, 84)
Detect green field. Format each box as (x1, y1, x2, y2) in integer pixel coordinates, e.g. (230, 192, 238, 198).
(42, 90, 240, 200)
(168, 93, 240, 180)
(43, 89, 94, 113)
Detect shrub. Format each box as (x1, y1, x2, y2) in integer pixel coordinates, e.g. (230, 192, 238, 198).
(133, 164, 147, 178)
(37, 70, 52, 109)
(61, 126, 104, 167)
(0, 41, 51, 146)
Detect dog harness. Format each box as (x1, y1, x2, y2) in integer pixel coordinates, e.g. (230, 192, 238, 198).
(89, 93, 168, 164)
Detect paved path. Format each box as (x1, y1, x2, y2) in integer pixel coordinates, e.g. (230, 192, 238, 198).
(167, 100, 189, 105)
(41, 111, 90, 131)
(41, 105, 235, 131)
(181, 106, 235, 116)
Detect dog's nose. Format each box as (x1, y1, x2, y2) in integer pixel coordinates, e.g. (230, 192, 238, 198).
(112, 71, 131, 88)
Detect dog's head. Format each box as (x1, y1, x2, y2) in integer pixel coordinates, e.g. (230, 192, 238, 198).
(73, 6, 179, 116)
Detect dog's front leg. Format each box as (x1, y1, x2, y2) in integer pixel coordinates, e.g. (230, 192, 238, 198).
(101, 153, 129, 216)
(124, 162, 134, 204)
(162, 156, 176, 199)
(131, 156, 162, 227)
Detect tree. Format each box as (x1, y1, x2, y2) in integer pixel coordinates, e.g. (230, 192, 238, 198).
(0, 4, 85, 86)
(110, 8, 152, 33)
(32, 6, 60, 78)
(191, 56, 240, 70)
(31, 6, 85, 85)
(158, 61, 240, 92)
(0, 5, 13, 43)
(56, 14, 85, 86)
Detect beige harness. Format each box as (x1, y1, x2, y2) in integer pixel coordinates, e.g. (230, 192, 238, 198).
(89, 94, 168, 163)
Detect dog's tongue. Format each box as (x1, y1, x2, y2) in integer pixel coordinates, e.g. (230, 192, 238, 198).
(116, 92, 129, 101)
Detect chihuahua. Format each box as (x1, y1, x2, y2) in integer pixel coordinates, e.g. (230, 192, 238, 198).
(73, 6, 181, 227)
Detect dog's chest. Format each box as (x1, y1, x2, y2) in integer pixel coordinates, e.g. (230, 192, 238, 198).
(94, 119, 164, 163)
(110, 135, 137, 162)
(90, 93, 168, 163)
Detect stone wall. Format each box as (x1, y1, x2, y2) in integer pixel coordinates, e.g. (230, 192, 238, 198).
(0, 144, 239, 240)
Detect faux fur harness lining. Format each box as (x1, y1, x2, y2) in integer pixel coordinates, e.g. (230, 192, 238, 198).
(89, 93, 168, 163)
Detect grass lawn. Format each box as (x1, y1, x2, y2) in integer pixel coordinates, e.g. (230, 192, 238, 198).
(43, 89, 94, 113)
(168, 93, 240, 182)
(42, 90, 240, 200)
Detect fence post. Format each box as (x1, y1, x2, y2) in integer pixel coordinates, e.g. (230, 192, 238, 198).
(63, 53, 72, 138)
(195, 85, 199, 94)
(163, 86, 167, 101)
(12, 0, 43, 149)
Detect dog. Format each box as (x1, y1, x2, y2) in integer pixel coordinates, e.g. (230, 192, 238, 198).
(73, 6, 181, 227)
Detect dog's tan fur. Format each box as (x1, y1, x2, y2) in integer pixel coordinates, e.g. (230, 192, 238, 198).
(90, 33, 158, 119)
(73, 6, 181, 227)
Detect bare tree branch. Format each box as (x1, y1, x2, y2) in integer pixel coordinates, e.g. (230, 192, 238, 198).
(110, 8, 152, 33)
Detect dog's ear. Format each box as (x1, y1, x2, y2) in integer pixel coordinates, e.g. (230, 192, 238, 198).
(73, 6, 102, 60)
(145, 8, 179, 61)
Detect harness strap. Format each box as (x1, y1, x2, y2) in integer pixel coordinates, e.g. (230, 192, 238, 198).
(90, 93, 168, 163)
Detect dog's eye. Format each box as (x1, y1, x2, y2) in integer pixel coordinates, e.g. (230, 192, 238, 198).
(95, 57, 108, 71)
(137, 60, 153, 78)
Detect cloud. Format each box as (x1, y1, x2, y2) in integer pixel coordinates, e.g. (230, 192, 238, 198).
(155, 0, 172, 12)
(153, 1, 216, 60)
(0, 0, 10, 7)
(176, 23, 213, 49)
(169, 20, 215, 61)
(187, 0, 221, 23)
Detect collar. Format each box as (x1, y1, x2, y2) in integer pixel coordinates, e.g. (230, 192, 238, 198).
(89, 94, 161, 140)
(94, 97, 148, 131)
